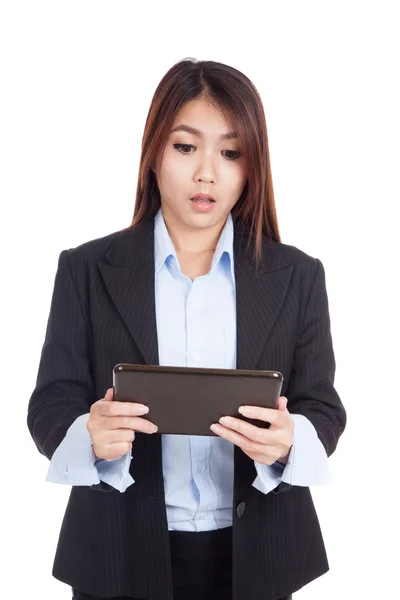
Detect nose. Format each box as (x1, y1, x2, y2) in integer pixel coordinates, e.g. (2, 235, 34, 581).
(194, 153, 217, 184)
(197, 176, 214, 183)
(196, 166, 215, 184)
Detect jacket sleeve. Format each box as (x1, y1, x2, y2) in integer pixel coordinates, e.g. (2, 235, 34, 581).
(27, 249, 114, 492)
(270, 258, 347, 495)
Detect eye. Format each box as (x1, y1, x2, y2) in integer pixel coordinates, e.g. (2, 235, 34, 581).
(222, 150, 241, 161)
(174, 144, 193, 154)
(173, 144, 241, 161)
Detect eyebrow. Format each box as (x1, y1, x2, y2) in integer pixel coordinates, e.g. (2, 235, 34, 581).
(170, 124, 238, 141)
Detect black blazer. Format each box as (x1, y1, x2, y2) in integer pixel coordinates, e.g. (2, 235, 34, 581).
(27, 216, 346, 600)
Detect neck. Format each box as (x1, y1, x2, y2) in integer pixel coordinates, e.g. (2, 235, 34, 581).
(161, 206, 226, 255)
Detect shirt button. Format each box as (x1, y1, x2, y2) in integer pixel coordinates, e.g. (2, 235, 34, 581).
(193, 351, 201, 360)
(236, 501, 246, 518)
(196, 462, 204, 473)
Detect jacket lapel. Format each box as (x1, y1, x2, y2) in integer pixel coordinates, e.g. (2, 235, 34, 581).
(98, 217, 294, 370)
(98, 219, 160, 366)
(233, 230, 293, 370)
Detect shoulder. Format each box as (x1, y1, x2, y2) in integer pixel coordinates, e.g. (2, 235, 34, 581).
(53, 228, 140, 304)
(61, 228, 134, 270)
(263, 240, 326, 307)
(261, 239, 322, 281)
(53, 229, 138, 291)
(269, 239, 319, 267)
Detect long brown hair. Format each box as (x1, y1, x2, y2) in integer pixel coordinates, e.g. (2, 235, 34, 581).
(122, 57, 281, 268)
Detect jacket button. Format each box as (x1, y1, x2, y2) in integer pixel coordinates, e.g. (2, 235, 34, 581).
(236, 501, 246, 518)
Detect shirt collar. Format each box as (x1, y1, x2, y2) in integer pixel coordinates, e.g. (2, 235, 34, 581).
(154, 207, 235, 282)
(154, 207, 177, 273)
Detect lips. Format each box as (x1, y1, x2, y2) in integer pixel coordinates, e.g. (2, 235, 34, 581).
(191, 193, 215, 202)
(189, 196, 216, 212)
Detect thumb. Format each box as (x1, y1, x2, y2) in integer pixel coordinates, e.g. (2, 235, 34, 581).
(104, 387, 114, 401)
(278, 396, 288, 412)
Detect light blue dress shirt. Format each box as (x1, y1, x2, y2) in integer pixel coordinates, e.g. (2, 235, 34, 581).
(46, 208, 332, 531)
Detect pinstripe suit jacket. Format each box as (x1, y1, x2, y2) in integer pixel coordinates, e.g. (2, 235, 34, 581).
(27, 216, 346, 600)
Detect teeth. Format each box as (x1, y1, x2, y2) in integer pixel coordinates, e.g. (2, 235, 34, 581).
(192, 198, 212, 203)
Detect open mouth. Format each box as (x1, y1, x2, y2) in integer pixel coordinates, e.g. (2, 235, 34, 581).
(190, 198, 215, 203)
(189, 197, 216, 212)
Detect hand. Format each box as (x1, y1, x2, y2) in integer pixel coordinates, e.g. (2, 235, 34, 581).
(86, 388, 158, 462)
(210, 396, 294, 465)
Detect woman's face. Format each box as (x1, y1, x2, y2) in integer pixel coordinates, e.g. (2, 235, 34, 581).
(153, 97, 248, 235)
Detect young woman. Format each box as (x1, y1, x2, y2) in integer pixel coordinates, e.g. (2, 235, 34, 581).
(27, 58, 347, 600)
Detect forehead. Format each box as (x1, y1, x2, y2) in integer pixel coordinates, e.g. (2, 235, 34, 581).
(171, 98, 236, 139)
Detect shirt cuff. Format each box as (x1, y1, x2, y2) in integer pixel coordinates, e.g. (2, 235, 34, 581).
(95, 452, 134, 492)
(252, 413, 333, 494)
(46, 414, 101, 486)
(45, 413, 135, 492)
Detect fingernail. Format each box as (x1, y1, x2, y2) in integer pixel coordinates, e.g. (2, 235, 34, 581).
(150, 425, 158, 433)
(138, 406, 149, 414)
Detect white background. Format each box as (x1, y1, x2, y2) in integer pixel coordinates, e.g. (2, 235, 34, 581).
(1, 1, 399, 599)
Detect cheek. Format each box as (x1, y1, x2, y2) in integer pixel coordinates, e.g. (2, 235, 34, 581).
(222, 167, 247, 197)
(157, 163, 182, 194)
(159, 152, 192, 186)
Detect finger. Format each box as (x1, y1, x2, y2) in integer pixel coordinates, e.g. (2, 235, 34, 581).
(98, 441, 133, 461)
(217, 416, 275, 444)
(102, 415, 141, 430)
(210, 423, 267, 453)
(249, 452, 276, 464)
(102, 416, 158, 433)
(242, 449, 282, 465)
(99, 399, 150, 417)
(98, 410, 151, 429)
(103, 428, 136, 444)
(238, 404, 285, 426)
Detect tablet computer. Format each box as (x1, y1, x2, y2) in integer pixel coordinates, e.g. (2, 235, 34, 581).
(113, 363, 284, 436)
